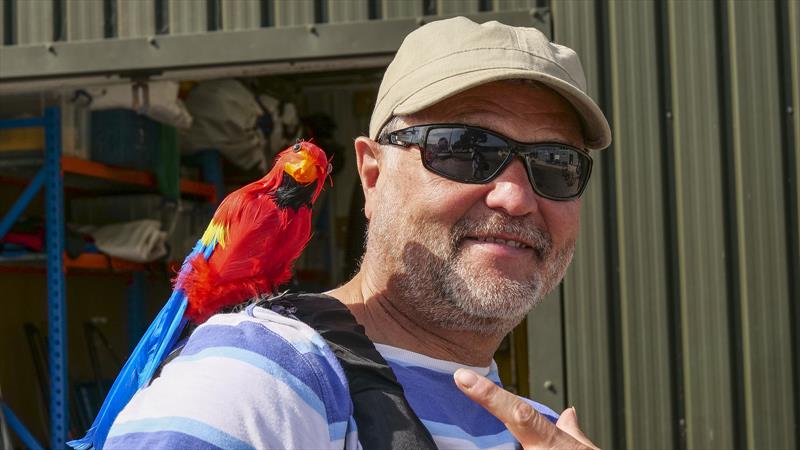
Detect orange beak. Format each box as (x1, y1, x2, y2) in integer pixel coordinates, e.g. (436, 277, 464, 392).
(283, 149, 319, 184)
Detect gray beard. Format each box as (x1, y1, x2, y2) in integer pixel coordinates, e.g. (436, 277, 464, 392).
(364, 207, 575, 336)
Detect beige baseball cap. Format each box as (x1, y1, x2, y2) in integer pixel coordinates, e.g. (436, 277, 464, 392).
(369, 16, 611, 150)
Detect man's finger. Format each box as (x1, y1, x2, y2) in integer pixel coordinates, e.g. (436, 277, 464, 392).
(454, 368, 558, 446)
(556, 407, 598, 449)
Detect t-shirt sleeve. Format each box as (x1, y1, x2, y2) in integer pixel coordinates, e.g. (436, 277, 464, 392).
(104, 311, 354, 450)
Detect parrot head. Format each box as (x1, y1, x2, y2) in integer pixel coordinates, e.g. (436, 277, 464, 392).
(268, 141, 331, 210)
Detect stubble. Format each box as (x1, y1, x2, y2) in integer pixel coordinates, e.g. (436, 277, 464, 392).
(364, 203, 575, 336)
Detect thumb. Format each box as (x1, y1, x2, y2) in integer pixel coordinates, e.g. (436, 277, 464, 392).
(556, 407, 598, 449)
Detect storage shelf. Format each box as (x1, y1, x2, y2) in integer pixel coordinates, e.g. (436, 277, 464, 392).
(0, 107, 222, 448)
(0, 152, 217, 202)
(62, 156, 216, 202)
(67, 252, 147, 272)
(0, 252, 148, 273)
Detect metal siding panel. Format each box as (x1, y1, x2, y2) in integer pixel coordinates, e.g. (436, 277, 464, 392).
(495, 0, 537, 12)
(66, 0, 104, 42)
(608, 1, 674, 447)
(117, 0, 156, 38)
(274, 0, 314, 26)
(563, 160, 615, 450)
(16, 0, 53, 45)
(526, 289, 564, 412)
(438, 0, 479, 15)
(781, 2, 800, 446)
(667, 1, 734, 448)
(382, 0, 421, 19)
(0, 1, 4, 46)
(551, 1, 614, 448)
(170, 0, 207, 34)
(791, 0, 800, 300)
(222, 0, 261, 30)
(727, 1, 796, 448)
(328, 0, 368, 23)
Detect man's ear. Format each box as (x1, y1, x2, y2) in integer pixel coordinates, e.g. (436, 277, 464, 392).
(355, 136, 382, 220)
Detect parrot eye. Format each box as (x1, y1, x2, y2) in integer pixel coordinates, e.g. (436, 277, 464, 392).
(293, 143, 301, 153)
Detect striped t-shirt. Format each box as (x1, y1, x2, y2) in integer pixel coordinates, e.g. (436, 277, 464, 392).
(105, 304, 558, 449)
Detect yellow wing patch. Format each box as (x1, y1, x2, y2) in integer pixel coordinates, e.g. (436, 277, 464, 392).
(200, 221, 227, 249)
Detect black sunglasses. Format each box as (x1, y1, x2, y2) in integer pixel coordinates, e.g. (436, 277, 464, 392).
(378, 124, 593, 201)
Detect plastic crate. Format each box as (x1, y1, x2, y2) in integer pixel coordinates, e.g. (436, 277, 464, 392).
(0, 127, 44, 153)
(0, 95, 90, 158)
(90, 109, 159, 170)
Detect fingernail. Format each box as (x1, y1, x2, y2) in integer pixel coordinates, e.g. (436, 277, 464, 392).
(455, 369, 478, 389)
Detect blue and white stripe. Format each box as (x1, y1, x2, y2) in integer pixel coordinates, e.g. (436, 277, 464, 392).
(106, 306, 557, 449)
(375, 343, 559, 449)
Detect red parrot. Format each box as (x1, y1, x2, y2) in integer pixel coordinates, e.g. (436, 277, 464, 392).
(70, 141, 331, 450)
(180, 140, 331, 322)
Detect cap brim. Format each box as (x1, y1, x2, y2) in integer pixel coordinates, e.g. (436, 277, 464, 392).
(392, 68, 611, 150)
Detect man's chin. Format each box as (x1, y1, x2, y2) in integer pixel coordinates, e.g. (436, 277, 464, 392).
(441, 278, 541, 332)
(453, 257, 541, 296)
(432, 304, 529, 336)
(456, 254, 539, 286)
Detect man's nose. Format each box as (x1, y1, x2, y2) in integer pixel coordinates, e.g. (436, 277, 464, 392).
(484, 159, 540, 216)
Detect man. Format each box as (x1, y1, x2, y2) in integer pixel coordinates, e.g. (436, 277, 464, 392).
(105, 17, 610, 449)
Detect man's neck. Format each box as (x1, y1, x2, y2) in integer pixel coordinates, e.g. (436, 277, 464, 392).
(325, 270, 504, 367)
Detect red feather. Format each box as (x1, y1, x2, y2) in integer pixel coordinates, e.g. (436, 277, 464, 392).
(179, 142, 330, 323)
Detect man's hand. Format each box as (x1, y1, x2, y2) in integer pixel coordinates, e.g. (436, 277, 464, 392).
(454, 369, 600, 449)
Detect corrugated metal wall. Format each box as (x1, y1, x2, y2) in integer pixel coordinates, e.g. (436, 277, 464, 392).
(552, 0, 799, 449)
(1, 0, 543, 45)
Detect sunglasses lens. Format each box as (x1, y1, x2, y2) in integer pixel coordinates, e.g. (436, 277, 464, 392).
(422, 128, 509, 182)
(523, 147, 590, 199)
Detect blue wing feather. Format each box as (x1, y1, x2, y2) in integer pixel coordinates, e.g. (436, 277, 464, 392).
(67, 239, 214, 449)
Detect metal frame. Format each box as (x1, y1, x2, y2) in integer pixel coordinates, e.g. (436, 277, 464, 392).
(0, 108, 68, 448)
(0, 401, 45, 450)
(0, 12, 542, 83)
(0, 107, 221, 448)
(0, 168, 44, 240)
(44, 106, 68, 450)
(0, 109, 152, 450)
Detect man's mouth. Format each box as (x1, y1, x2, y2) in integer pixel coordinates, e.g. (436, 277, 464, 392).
(468, 235, 532, 250)
(453, 213, 551, 261)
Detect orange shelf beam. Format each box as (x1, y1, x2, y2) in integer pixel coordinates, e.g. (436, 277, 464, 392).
(0, 252, 147, 274)
(64, 253, 146, 272)
(180, 179, 218, 203)
(60, 156, 217, 202)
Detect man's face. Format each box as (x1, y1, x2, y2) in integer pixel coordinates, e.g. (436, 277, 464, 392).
(364, 81, 585, 335)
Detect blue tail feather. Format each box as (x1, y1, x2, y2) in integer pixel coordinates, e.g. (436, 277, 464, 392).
(67, 240, 210, 449)
(67, 291, 188, 449)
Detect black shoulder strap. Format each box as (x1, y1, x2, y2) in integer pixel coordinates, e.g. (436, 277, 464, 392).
(268, 293, 438, 450)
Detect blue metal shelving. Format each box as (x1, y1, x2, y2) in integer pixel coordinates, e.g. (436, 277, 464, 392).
(0, 401, 45, 450)
(44, 106, 69, 450)
(0, 107, 67, 449)
(0, 107, 221, 448)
